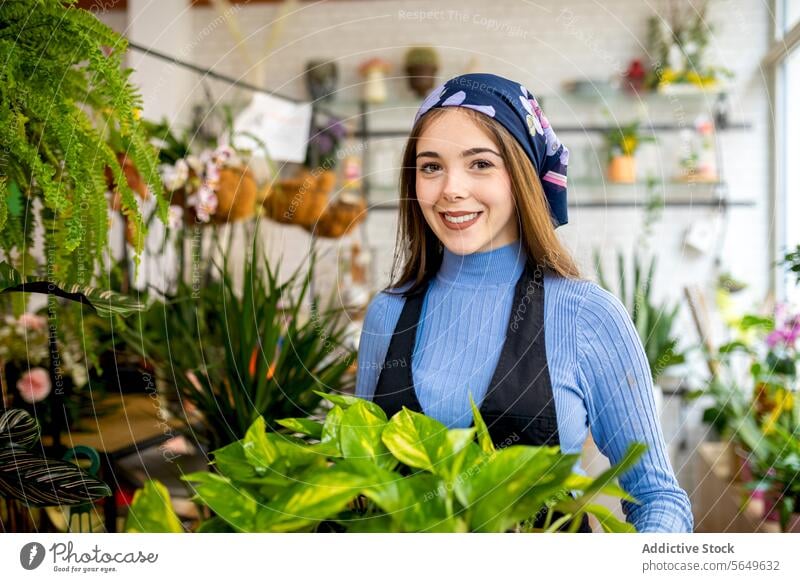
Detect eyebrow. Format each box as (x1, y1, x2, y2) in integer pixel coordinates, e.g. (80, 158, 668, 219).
(415, 147, 502, 159)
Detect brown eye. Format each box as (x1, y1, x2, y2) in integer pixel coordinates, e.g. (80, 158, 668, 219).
(419, 162, 441, 174)
(472, 160, 494, 170)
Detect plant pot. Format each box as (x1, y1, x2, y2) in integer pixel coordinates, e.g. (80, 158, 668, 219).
(263, 169, 334, 228)
(607, 155, 636, 183)
(214, 167, 257, 223)
(305, 192, 367, 239)
(305, 60, 338, 103)
(405, 64, 438, 98)
(363, 69, 388, 104)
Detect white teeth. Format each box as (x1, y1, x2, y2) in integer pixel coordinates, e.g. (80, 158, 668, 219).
(444, 212, 479, 224)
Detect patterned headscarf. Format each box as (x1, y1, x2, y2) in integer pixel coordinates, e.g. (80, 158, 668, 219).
(413, 73, 569, 228)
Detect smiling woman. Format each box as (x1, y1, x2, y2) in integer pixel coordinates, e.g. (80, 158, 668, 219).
(355, 73, 694, 533)
(414, 110, 518, 254)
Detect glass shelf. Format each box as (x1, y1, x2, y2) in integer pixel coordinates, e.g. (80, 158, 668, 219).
(365, 179, 724, 193)
(320, 87, 750, 135)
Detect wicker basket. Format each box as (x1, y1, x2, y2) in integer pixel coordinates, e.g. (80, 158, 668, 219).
(307, 192, 367, 238)
(214, 167, 257, 223)
(264, 169, 334, 227)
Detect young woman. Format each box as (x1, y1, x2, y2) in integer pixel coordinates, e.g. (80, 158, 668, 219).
(355, 73, 693, 533)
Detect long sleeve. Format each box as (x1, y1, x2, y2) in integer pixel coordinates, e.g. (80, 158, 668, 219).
(355, 292, 392, 400)
(576, 284, 694, 533)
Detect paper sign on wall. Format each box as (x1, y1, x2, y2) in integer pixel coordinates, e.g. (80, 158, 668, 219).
(232, 93, 312, 163)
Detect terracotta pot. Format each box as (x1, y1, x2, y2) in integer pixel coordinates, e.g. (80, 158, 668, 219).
(214, 167, 257, 223)
(607, 155, 636, 183)
(406, 64, 438, 98)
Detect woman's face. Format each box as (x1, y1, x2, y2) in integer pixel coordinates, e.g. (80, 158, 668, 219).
(414, 108, 519, 256)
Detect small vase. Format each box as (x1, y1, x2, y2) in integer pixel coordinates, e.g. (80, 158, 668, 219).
(406, 64, 438, 98)
(363, 69, 387, 104)
(607, 155, 636, 183)
(305, 60, 338, 103)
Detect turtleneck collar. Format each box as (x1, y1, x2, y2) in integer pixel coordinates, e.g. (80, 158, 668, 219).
(437, 239, 527, 288)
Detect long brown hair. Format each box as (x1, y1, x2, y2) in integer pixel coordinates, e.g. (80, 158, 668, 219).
(387, 106, 581, 296)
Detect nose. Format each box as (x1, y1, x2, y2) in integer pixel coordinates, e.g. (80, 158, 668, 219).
(441, 168, 469, 203)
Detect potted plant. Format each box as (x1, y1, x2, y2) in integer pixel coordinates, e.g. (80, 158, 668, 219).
(404, 46, 440, 98)
(1, 409, 111, 532)
(358, 57, 391, 104)
(305, 191, 367, 239)
(595, 251, 687, 418)
(264, 117, 346, 228)
(0, 0, 167, 284)
(126, 396, 646, 533)
(643, 2, 733, 93)
(118, 241, 355, 450)
(602, 121, 655, 183)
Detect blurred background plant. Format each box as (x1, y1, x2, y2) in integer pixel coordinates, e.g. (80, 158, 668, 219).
(595, 250, 687, 385)
(118, 240, 355, 450)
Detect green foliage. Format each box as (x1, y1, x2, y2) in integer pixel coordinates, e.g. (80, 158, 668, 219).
(118, 245, 355, 450)
(0, 409, 111, 506)
(133, 398, 645, 533)
(602, 120, 656, 158)
(404, 46, 439, 67)
(595, 250, 686, 382)
(125, 480, 185, 533)
(0, 0, 167, 283)
(779, 244, 800, 287)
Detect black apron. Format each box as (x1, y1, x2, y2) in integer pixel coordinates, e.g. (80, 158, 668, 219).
(373, 261, 592, 533)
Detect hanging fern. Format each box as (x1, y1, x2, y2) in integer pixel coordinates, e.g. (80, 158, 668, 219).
(0, 0, 167, 284)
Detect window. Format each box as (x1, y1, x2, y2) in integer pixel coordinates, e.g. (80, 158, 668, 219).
(781, 0, 800, 35)
(780, 48, 800, 303)
(771, 2, 800, 303)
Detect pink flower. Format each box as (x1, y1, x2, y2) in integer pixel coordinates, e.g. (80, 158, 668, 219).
(17, 368, 52, 403)
(766, 330, 784, 348)
(17, 313, 46, 332)
(187, 185, 218, 223)
(167, 205, 184, 230)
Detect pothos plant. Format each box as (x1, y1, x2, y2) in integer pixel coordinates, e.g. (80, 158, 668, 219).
(0, 0, 167, 284)
(126, 394, 646, 533)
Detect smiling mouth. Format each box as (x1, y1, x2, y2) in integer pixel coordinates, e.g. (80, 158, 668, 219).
(438, 211, 483, 230)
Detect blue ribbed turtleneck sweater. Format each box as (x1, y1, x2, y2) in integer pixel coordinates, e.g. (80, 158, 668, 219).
(356, 240, 693, 533)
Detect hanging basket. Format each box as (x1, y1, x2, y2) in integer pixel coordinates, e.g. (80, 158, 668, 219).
(263, 169, 335, 227)
(306, 191, 367, 239)
(214, 167, 257, 223)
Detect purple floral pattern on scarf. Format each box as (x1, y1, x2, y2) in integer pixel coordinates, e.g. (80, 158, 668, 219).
(411, 73, 571, 227)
